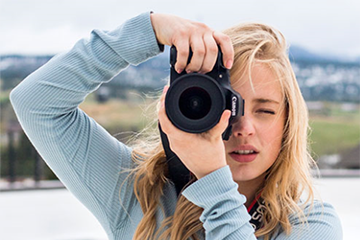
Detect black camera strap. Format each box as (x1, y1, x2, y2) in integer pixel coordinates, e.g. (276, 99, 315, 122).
(159, 122, 192, 195)
(158, 121, 234, 195)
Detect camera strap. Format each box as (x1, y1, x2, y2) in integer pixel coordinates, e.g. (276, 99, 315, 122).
(247, 193, 265, 231)
(159, 122, 192, 195)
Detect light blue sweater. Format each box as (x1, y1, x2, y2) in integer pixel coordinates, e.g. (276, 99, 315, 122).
(10, 12, 342, 240)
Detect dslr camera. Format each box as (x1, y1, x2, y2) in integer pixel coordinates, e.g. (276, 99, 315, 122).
(165, 46, 244, 140)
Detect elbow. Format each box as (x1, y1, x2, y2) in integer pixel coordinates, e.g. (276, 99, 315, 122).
(9, 82, 31, 116)
(9, 85, 24, 113)
(10, 86, 21, 111)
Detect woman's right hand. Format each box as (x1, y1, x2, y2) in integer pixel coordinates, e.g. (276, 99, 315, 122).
(150, 13, 234, 74)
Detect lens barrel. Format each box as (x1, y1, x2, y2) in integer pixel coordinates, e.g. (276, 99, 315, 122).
(165, 73, 225, 133)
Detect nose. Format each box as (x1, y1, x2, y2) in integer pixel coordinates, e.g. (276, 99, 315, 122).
(231, 115, 255, 137)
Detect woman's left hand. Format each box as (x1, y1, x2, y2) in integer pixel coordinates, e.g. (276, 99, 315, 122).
(158, 86, 231, 179)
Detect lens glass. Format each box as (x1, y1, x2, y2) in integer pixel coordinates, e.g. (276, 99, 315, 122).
(179, 87, 211, 120)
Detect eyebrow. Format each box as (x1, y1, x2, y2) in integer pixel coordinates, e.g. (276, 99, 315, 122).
(252, 98, 280, 104)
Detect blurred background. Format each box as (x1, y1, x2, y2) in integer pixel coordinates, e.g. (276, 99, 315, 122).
(1, 0, 359, 239)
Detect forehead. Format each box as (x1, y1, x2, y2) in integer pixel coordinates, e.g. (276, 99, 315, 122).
(231, 64, 283, 102)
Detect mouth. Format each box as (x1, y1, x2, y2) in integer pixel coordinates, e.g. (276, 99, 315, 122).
(229, 146, 259, 163)
(232, 149, 257, 155)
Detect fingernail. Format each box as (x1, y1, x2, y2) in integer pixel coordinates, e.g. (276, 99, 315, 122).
(223, 110, 231, 119)
(226, 60, 233, 69)
(177, 68, 183, 74)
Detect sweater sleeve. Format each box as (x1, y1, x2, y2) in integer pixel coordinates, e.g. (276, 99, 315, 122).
(273, 201, 343, 240)
(182, 166, 343, 240)
(10, 12, 162, 237)
(182, 166, 257, 239)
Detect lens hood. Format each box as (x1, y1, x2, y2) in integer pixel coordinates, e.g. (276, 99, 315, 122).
(165, 73, 225, 133)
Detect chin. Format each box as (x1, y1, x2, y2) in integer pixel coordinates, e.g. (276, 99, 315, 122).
(233, 175, 258, 183)
(229, 165, 262, 183)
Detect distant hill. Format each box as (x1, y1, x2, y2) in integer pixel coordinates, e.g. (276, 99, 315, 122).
(289, 45, 329, 62)
(288, 45, 360, 64)
(0, 55, 53, 90)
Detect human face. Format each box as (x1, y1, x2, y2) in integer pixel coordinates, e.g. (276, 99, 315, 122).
(224, 64, 286, 184)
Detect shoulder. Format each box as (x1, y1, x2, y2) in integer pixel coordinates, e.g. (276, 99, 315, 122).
(286, 200, 343, 240)
(303, 200, 341, 224)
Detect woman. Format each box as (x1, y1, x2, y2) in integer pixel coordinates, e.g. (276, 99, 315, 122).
(10, 12, 342, 239)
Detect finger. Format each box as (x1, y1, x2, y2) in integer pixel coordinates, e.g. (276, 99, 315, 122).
(207, 110, 231, 138)
(174, 39, 190, 74)
(159, 85, 168, 113)
(160, 85, 169, 102)
(186, 35, 206, 73)
(213, 31, 234, 69)
(200, 32, 218, 73)
(158, 93, 172, 135)
(158, 86, 183, 137)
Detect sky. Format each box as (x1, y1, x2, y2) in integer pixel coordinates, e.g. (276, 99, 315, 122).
(1, 0, 360, 59)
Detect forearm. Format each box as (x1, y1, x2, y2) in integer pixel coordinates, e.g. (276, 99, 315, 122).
(182, 166, 257, 240)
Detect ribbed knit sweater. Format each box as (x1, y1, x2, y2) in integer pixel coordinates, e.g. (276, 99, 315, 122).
(10, 12, 342, 240)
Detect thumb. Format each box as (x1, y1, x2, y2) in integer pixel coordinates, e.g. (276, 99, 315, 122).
(209, 110, 231, 137)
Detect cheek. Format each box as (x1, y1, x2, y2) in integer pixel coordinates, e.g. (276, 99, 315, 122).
(258, 121, 284, 155)
(223, 140, 231, 154)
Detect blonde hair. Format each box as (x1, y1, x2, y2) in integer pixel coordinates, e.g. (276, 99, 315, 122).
(129, 22, 316, 240)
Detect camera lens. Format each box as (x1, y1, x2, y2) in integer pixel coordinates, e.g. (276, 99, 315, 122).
(165, 73, 225, 133)
(179, 87, 211, 120)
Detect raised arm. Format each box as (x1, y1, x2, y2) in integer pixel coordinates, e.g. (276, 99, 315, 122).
(10, 12, 162, 236)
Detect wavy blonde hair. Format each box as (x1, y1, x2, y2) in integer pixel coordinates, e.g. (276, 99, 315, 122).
(128, 22, 316, 240)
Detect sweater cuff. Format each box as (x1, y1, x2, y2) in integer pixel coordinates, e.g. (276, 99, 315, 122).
(182, 166, 247, 209)
(95, 12, 163, 65)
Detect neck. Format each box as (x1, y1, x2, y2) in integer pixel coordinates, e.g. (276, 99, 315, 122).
(236, 173, 266, 208)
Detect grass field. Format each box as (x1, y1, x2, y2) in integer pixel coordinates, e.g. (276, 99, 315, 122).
(309, 119, 360, 157)
(79, 92, 159, 137)
(308, 103, 360, 157)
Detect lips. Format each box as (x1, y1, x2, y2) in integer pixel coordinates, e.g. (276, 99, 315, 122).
(229, 145, 259, 163)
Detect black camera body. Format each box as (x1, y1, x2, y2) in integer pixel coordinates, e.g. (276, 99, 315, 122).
(165, 46, 244, 140)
